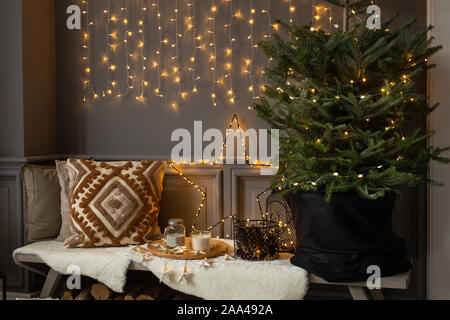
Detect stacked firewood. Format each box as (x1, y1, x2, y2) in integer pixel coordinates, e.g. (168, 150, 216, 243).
(55, 272, 200, 300)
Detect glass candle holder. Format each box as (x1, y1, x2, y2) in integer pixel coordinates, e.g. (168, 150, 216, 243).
(191, 230, 211, 252)
(164, 218, 186, 248)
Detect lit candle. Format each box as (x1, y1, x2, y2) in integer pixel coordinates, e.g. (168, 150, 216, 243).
(191, 231, 211, 252)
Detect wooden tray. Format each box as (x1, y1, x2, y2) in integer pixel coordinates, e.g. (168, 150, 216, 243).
(146, 237, 230, 260)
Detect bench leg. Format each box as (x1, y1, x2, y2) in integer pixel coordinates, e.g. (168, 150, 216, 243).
(348, 286, 370, 300)
(40, 269, 61, 299)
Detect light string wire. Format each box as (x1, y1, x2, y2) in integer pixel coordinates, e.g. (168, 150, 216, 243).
(82, 0, 90, 102)
(137, 0, 147, 101)
(256, 187, 295, 249)
(328, 6, 333, 34)
(210, 1, 218, 107)
(153, 1, 164, 98)
(189, 0, 200, 94)
(289, 0, 295, 25)
(312, 2, 335, 32)
(263, 0, 271, 40)
(168, 113, 271, 235)
(225, 0, 235, 104)
(123, 0, 134, 93)
(168, 162, 206, 232)
(105, 0, 112, 97)
(311, 0, 316, 31)
(108, 3, 120, 97)
(172, 0, 184, 108)
(247, 0, 256, 102)
(261, 0, 271, 93)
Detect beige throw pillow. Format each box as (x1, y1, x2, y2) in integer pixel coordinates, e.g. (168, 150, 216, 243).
(22, 165, 62, 243)
(64, 159, 167, 248)
(55, 160, 72, 241)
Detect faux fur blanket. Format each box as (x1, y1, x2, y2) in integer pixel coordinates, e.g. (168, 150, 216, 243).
(13, 241, 130, 292)
(13, 240, 308, 300)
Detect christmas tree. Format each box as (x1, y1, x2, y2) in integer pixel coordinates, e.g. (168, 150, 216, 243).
(253, 1, 450, 201)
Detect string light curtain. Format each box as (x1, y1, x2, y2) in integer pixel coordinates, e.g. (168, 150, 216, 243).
(81, 0, 337, 107)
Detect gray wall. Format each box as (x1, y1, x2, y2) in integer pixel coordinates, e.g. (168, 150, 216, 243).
(55, 0, 426, 157)
(0, 0, 432, 298)
(429, 0, 450, 300)
(0, 0, 24, 157)
(22, 0, 57, 156)
(0, 0, 56, 158)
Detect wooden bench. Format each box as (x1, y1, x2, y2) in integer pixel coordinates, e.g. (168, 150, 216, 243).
(308, 272, 410, 300)
(15, 253, 410, 300)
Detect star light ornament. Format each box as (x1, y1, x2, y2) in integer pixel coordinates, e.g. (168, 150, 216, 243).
(159, 263, 172, 283)
(200, 258, 212, 268)
(223, 254, 235, 261)
(177, 264, 193, 284)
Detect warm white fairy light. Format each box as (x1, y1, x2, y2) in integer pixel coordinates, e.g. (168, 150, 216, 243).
(262, 0, 272, 86)
(312, 3, 333, 33)
(210, 0, 218, 107)
(80, 0, 304, 106)
(247, 0, 257, 101)
(263, 0, 272, 40)
(225, 0, 235, 104)
(123, 1, 133, 92)
(169, 162, 207, 231)
(104, 0, 113, 97)
(81, 0, 90, 102)
(188, 0, 200, 94)
(172, 0, 183, 108)
(289, 0, 295, 24)
(136, 0, 148, 101)
(153, 1, 164, 98)
(327, 6, 333, 34)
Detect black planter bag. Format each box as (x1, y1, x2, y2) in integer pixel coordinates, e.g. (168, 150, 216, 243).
(286, 192, 411, 282)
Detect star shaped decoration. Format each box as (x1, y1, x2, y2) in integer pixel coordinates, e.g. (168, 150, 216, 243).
(177, 265, 193, 284)
(170, 246, 190, 254)
(190, 250, 207, 255)
(200, 258, 212, 268)
(159, 263, 172, 283)
(223, 254, 235, 261)
(141, 253, 153, 263)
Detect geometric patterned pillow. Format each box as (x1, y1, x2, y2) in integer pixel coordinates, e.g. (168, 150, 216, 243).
(64, 159, 167, 248)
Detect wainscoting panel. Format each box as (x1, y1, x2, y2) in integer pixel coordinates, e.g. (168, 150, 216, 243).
(0, 165, 26, 291)
(160, 166, 223, 238)
(225, 167, 275, 237)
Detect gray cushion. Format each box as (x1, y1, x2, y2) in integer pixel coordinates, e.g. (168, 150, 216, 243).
(22, 164, 62, 243)
(55, 160, 72, 241)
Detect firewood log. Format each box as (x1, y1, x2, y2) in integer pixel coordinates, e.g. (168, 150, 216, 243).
(91, 283, 111, 300)
(75, 287, 91, 300)
(61, 290, 73, 300)
(122, 284, 145, 300)
(136, 294, 154, 301)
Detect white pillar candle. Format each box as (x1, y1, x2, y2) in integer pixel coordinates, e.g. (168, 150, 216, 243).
(191, 234, 211, 252)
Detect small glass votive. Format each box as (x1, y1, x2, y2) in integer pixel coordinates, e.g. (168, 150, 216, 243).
(191, 231, 211, 253)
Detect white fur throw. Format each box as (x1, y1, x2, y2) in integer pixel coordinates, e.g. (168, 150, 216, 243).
(13, 240, 308, 300)
(13, 241, 130, 293)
